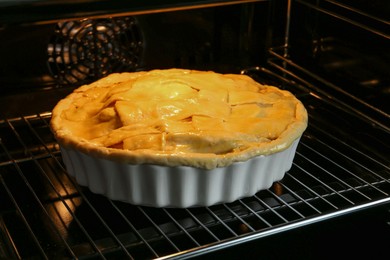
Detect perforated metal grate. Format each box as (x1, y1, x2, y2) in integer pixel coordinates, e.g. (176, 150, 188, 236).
(47, 17, 143, 85)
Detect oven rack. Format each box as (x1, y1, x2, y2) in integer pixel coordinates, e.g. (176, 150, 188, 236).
(0, 66, 389, 259)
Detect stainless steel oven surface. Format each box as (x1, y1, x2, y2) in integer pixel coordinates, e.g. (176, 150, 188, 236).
(0, 0, 389, 259)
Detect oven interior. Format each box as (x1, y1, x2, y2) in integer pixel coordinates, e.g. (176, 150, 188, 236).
(0, 0, 389, 259)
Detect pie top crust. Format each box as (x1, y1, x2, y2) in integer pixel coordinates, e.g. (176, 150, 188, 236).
(50, 69, 308, 169)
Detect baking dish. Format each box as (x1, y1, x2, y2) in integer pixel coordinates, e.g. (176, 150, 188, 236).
(60, 138, 300, 207)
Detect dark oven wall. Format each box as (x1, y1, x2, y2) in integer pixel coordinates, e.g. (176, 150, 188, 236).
(286, 0, 390, 115)
(0, 2, 268, 118)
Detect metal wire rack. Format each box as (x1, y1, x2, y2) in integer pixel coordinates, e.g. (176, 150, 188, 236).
(0, 62, 389, 259)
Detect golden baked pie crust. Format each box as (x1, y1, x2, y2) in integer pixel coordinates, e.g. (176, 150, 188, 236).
(51, 69, 307, 169)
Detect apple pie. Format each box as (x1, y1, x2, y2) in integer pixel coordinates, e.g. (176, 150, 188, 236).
(51, 69, 307, 207)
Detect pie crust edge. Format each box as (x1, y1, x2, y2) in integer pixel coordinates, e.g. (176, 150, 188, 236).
(50, 69, 308, 170)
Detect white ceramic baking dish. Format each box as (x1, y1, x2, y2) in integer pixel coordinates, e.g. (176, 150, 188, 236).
(60, 138, 300, 208)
